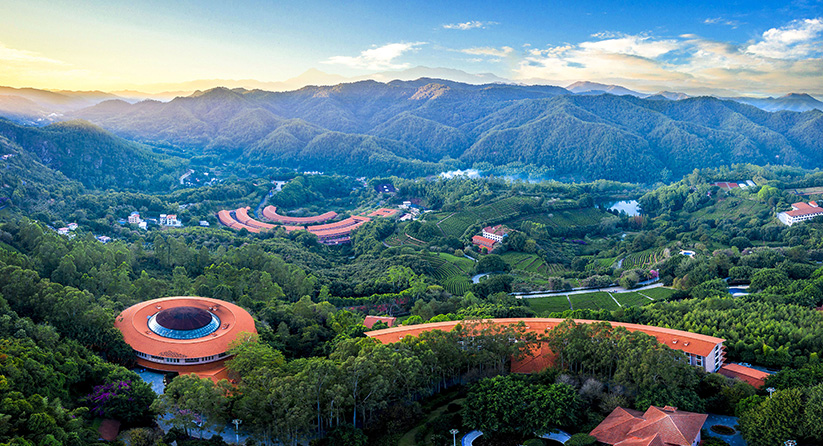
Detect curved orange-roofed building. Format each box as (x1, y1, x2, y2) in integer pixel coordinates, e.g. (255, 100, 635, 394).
(115, 296, 257, 381)
(366, 318, 726, 374)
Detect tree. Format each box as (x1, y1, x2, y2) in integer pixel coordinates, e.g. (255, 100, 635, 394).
(150, 374, 232, 438)
(476, 254, 508, 274)
(462, 375, 579, 439)
(738, 388, 803, 446)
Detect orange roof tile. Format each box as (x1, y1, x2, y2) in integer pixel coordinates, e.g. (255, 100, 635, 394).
(262, 206, 338, 224)
(472, 235, 497, 247)
(591, 406, 706, 446)
(363, 316, 397, 329)
(718, 363, 770, 388)
(366, 318, 724, 358)
(115, 296, 257, 359)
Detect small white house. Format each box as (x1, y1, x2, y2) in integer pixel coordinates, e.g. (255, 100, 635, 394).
(67, 222, 78, 231)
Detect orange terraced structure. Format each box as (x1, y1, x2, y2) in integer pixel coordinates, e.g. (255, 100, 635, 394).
(366, 318, 726, 374)
(218, 206, 371, 244)
(115, 296, 257, 382)
(262, 205, 338, 224)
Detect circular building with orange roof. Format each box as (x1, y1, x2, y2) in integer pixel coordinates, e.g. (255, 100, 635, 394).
(115, 296, 257, 381)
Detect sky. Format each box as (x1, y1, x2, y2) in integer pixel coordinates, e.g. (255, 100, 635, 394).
(1, 0, 821, 96)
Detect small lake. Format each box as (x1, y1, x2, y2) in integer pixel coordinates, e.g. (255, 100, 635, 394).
(608, 200, 642, 216)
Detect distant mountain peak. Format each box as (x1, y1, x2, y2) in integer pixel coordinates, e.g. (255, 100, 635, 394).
(409, 83, 451, 101)
(565, 81, 644, 97)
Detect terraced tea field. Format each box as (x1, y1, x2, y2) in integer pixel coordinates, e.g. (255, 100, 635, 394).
(613, 291, 653, 307)
(526, 295, 572, 313)
(425, 253, 474, 295)
(434, 196, 539, 238)
(621, 247, 667, 269)
(569, 292, 620, 311)
(636, 287, 677, 300)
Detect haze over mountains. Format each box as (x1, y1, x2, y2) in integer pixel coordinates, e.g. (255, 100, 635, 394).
(0, 75, 821, 183)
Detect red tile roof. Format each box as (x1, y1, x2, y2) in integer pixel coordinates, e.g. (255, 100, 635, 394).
(363, 315, 397, 329)
(262, 206, 338, 224)
(367, 318, 725, 375)
(483, 225, 509, 236)
(591, 406, 707, 446)
(115, 296, 257, 360)
(718, 363, 770, 388)
(472, 235, 497, 248)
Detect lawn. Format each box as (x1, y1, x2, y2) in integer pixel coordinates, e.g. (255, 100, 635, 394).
(569, 291, 620, 311)
(525, 296, 571, 313)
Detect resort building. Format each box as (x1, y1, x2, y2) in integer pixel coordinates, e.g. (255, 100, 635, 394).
(778, 201, 823, 226)
(482, 225, 510, 242)
(114, 296, 257, 382)
(159, 214, 182, 227)
(472, 235, 497, 251)
(128, 212, 142, 224)
(590, 406, 707, 446)
(718, 363, 770, 388)
(366, 318, 726, 374)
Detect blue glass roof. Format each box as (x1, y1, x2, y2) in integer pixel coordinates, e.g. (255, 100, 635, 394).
(148, 311, 221, 339)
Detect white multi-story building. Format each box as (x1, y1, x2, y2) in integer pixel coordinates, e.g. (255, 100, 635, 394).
(159, 214, 182, 227)
(778, 201, 823, 226)
(128, 212, 143, 224)
(482, 225, 510, 242)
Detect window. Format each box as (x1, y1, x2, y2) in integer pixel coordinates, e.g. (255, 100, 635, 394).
(165, 358, 180, 363)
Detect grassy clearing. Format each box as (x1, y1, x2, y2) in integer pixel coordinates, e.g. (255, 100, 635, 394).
(525, 295, 571, 313)
(570, 291, 620, 311)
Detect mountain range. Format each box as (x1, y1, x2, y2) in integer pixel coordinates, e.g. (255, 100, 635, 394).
(45, 78, 821, 182)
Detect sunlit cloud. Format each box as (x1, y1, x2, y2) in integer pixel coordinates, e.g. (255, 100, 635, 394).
(512, 18, 823, 96)
(0, 42, 66, 65)
(443, 21, 497, 30)
(745, 18, 823, 59)
(460, 46, 514, 58)
(322, 42, 426, 70)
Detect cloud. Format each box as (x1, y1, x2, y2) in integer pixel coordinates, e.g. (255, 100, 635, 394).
(704, 17, 742, 28)
(580, 35, 679, 59)
(0, 43, 66, 65)
(442, 21, 497, 30)
(322, 42, 426, 70)
(460, 46, 514, 58)
(511, 19, 823, 96)
(745, 18, 823, 59)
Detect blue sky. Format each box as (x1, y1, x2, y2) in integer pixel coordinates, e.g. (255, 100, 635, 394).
(0, 0, 821, 95)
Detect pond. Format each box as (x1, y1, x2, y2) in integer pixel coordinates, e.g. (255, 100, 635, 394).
(608, 200, 642, 216)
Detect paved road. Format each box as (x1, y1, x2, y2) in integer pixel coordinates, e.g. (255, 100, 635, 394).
(472, 273, 490, 284)
(514, 282, 664, 299)
(462, 430, 482, 446)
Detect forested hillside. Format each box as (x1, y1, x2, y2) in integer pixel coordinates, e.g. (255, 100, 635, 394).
(0, 118, 186, 191)
(66, 80, 823, 182)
